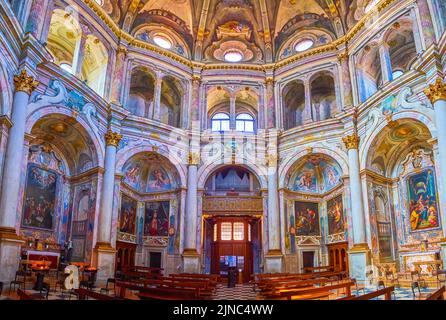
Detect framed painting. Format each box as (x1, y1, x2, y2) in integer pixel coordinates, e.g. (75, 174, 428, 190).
(327, 194, 344, 235)
(407, 168, 440, 232)
(22, 164, 58, 230)
(294, 201, 320, 236)
(119, 194, 137, 235)
(144, 201, 170, 237)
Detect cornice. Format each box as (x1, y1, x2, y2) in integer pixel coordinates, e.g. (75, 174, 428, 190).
(81, 0, 400, 73)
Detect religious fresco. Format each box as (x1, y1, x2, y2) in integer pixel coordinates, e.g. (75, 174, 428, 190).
(327, 194, 344, 235)
(122, 153, 177, 193)
(144, 201, 170, 237)
(407, 168, 439, 232)
(22, 164, 58, 230)
(294, 201, 320, 236)
(289, 155, 342, 194)
(119, 195, 137, 235)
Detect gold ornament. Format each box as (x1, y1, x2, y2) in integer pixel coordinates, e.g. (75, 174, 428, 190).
(104, 130, 122, 147)
(342, 133, 360, 150)
(13, 70, 39, 95)
(424, 78, 446, 104)
(188, 152, 200, 166)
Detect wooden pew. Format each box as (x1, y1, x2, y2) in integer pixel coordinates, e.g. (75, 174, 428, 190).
(339, 286, 394, 300)
(260, 278, 332, 296)
(267, 280, 355, 300)
(16, 288, 44, 300)
(303, 266, 335, 273)
(426, 286, 445, 300)
(116, 280, 201, 300)
(76, 288, 119, 300)
(140, 278, 214, 297)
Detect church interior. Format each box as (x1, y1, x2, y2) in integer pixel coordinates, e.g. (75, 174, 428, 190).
(0, 0, 446, 301)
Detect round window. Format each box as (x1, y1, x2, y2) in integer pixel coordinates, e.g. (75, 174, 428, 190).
(294, 39, 314, 52)
(153, 36, 172, 49)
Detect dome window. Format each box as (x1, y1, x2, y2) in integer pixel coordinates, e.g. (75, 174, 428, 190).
(60, 63, 73, 74)
(294, 39, 314, 52)
(153, 36, 172, 49)
(224, 51, 243, 62)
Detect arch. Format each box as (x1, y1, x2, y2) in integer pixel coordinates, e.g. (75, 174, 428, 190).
(160, 75, 184, 128)
(279, 147, 349, 189)
(310, 71, 337, 121)
(25, 106, 104, 165)
(282, 79, 305, 130)
(82, 35, 109, 96)
(198, 162, 267, 190)
(360, 112, 436, 171)
(127, 66, 156, 118)
(116, 145, 187, 188)
(0, 58, 12, 116)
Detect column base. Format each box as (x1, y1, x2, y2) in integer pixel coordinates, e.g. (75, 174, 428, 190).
(93, 242, 117, 281)
(348, 243, 370, 284)
(182, 249, 200, 273)
(0, 227, 25, 283)
(264, 250, 283, 273)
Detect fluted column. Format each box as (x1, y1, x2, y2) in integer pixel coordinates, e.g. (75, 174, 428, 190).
(424, 79, 446, 240)
(0, 70, 39, 282)
(94, 130, 122, 280)
(183, 152, 200, 273)
(152, 71, 164, 121)
(343, 133, 369, 282)
(338, 51, 353, 109)
(110, 46, 127, 104)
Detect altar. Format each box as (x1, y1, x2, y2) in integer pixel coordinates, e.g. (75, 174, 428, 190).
(23, 250, 60, 269)
(399, 250, 442, 274)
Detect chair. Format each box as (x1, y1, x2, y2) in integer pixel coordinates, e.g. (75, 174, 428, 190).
(385, 271, 399, 288)
(9, 270, 26, 294)
(352, 278, 366, 295)
(434, 270, 446, 288)
(378, 280, 396, 299)
(100, 278, 116, 296)
(411, 281, 430, 299)
(410, 270, 426, 288)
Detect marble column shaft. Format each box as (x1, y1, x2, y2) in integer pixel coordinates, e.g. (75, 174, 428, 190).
(338, 53, 353, 109)
(110, 47, 127, 104)
(184, 163, 198, 251)
(379, 43, 393, 84)
(153, 73, 163, 121)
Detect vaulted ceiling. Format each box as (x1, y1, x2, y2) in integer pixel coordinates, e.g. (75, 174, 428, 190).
(99, 0, 372, 62)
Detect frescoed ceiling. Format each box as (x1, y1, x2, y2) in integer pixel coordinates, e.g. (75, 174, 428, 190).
(95, 0, 371, 63)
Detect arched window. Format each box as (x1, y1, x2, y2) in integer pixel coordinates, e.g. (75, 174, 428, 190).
(235, 113, 254, 132)
(392, 70, 404, 79)
(211, 113, 230, 132)
(60, 63, 73, 74)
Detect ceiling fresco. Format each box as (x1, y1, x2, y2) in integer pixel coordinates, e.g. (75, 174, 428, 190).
(97, 0, 370, 63)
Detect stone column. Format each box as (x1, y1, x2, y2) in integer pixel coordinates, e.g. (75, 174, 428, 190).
(0, 70, 39, 282)
(338, 51, 353, 110)
(303, 77, 313, 124)
(258, 85, 265, 130)
(264, 130, 282, 272)
(190, 75, 201, 129)
(73, 34, 88, 78)
(342, 133, 370, 283)
(94, 130, 122, 281)
(424, 79, 446, 266)
(265, 77, 275, 129)
(152, 71, 164, 121)
(110, 46, 128, 105)
(229, 94, 236, 130)
(183, 152, 200, 273)
(378, 42, 393, 84)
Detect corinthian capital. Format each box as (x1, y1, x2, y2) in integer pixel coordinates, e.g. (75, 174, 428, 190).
(13, 70, 39, 95)
(342, 133, 360, 150)
(188, 152, 200, 166)
(424, 78, 446, 104)
(105, 130, 122, 147)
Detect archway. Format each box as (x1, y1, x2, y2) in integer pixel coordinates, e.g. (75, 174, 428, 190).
(202, 166, 263, 282)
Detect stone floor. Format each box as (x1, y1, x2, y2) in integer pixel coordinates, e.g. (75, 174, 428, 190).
(0, 282, 440, 300)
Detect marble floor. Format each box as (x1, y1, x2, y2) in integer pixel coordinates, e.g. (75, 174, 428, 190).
(0, 282, 441, 300)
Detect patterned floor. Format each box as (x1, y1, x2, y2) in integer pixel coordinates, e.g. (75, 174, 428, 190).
(0, 283, 438, 300)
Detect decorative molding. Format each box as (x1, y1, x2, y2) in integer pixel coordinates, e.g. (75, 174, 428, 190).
(13, 70, 39, 95)
(202, 196, 263, 213)
(188, 152, 200, 166)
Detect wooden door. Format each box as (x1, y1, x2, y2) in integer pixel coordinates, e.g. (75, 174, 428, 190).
(302, 251, 315, 269)
(115, 241, 137, 272)
(327, 242, 349, 275)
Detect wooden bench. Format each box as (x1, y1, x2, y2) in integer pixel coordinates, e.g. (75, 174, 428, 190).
(116, 280, 201, 300)
(140, 278, 214, 297)
(304, 266, 335, 273)
(339, 286, 395, 300)
(426, 286, 445, 300)
(76, 288, 119, 300)
(16, 288, 45, 300)
(267, 280, 355, 300)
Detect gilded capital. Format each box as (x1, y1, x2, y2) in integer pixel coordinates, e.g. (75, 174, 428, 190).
(343, 133, 360, 150)
(424, 78, 446, 104)
(337, 51, 349, 62)
(105, 130, 122, 147)
(13, 70, 39, 95)
(188, 152, 200, 166)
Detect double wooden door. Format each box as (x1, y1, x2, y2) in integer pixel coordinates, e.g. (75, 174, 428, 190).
(208, 217, 259, 283)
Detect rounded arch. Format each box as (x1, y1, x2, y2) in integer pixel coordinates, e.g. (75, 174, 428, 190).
(25, 106, 104, 165)
(279, 147, 349, 189)
(116, 145, 187, 188)
(127, 65, 156, 118)
(0, 59, 12, 116)
(360, 111, 436, 171)
(198, 162, 267, 190)
(282, 79, 305, 130)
